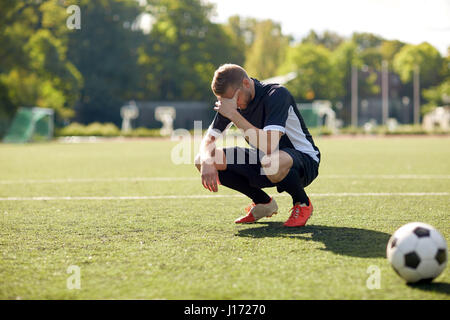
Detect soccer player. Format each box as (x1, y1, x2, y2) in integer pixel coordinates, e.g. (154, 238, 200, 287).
(195, 64, 320, 227)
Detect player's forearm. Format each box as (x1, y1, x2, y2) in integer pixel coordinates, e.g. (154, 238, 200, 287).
(199, 134, 217, 165)
(229, 111, 278, 154)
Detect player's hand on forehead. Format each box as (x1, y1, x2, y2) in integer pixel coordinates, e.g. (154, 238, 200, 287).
(217, 87, 240, 102)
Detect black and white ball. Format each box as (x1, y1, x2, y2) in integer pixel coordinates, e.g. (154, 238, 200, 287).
(386, 222, 447, 283)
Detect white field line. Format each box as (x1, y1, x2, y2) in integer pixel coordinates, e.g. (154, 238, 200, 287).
(0, 192, 448, 201)
(0, 174, 449, 184)
(320, 174, 450, 179)
(0, 177, 199, 184)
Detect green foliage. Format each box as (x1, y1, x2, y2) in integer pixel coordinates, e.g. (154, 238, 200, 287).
(351, 32, 384, 50)
(422, 79, 450, 114)
(56, 123, 165, 137)
(308, 126, 334, 136)
(280, 43, 339, 101)
(0, 1, 82, 121)
(1, 1, 448, 130)
(137, 0, 244, 102)
(122, 127, 163, 137)
(380, 40, 405, 64)
(374, 124, 427, 135)
(223, 16, 261, 51)
(393, 42, 444, 88)
(301, 30, 344, 51)
(330, 38, 405, 108)
(244, 20, 290, 80)
(359, 47, 383, 70)
(331, 41, 362, 101)
(338, 124, 447, 135)
(422, 79, 450, 105)
(331, 36, 384, 104)
(66, 0, 143, 124)
(57, 122, 121, 137)
(338, 126, 365, 135)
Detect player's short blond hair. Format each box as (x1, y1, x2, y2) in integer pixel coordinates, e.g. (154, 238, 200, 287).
(211, 64, 249, 96)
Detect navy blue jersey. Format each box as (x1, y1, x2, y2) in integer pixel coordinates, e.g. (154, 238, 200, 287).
(207, 78, 320, 163)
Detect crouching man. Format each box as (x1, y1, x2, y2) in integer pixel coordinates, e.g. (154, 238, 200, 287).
(195, 64, 320, 227)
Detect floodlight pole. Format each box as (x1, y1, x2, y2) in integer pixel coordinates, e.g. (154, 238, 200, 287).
(351, 65, 358, 127)
(381, 60, 389, 125)
(413, 65, 420, 124)
(49, 111, 54, 139)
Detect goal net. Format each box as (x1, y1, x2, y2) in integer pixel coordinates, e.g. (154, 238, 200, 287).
(3, 107, 54, 143)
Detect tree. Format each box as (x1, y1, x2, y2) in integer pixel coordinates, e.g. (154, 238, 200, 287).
(332, 41, 362, 102)
(66, 0, 143, 124)
(302, 30, 344, 51)
(359, 47, 383, 70)
(380, 40, 405, 64)
(138, 0, 244, 101)
(223, 15, 258, 51)
(0, 0, 83, 123)
(4, 29, 83, 119)
(351, 32, 384, 51)
(278, 43, 339, 102)
(393, 42, 444, 89)
(331, 40, 383, 124)
(422, 79, 450, 114)
(244, 19, 291, 80)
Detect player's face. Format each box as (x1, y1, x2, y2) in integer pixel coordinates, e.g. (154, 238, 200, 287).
(220, 80, 252, 110)
(236, 87, 252, 110)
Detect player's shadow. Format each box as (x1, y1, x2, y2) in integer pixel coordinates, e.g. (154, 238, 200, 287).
(236, 222, 391, 258)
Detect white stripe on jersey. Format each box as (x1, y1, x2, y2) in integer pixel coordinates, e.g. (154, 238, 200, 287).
(264, 105, 320, 163)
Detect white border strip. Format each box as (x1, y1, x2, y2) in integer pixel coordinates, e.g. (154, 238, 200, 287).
(0, 174, 449, 184)
(0, 192, 448, 201)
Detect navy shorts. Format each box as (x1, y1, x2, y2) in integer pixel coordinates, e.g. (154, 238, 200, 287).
(221, 147, 319, 190)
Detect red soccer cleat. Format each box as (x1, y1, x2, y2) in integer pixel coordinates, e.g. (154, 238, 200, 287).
(284, 198, 313, 227)
(234, 212, 257, 224)
(235, 197, 278, 224)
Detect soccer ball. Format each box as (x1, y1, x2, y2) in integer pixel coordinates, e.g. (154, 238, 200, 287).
(386, 222, 448, 283)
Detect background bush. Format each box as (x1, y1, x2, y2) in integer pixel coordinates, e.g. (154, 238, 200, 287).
(56, 123, 163, 137)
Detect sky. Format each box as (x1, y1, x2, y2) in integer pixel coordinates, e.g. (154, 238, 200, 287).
(207, 0, 450, 55)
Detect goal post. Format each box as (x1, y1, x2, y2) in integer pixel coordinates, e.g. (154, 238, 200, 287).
(3, 107, 54, 143)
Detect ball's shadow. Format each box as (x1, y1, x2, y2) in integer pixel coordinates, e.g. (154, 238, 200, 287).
(236, 222, 391, 258)
(407, 282, 450, 295)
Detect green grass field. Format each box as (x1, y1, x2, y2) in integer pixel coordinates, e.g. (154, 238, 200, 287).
(0, 136, 449, 300)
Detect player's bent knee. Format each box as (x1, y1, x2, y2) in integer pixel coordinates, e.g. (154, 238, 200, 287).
(261, 151, 293, 183)
(214, 148, 227, 171)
